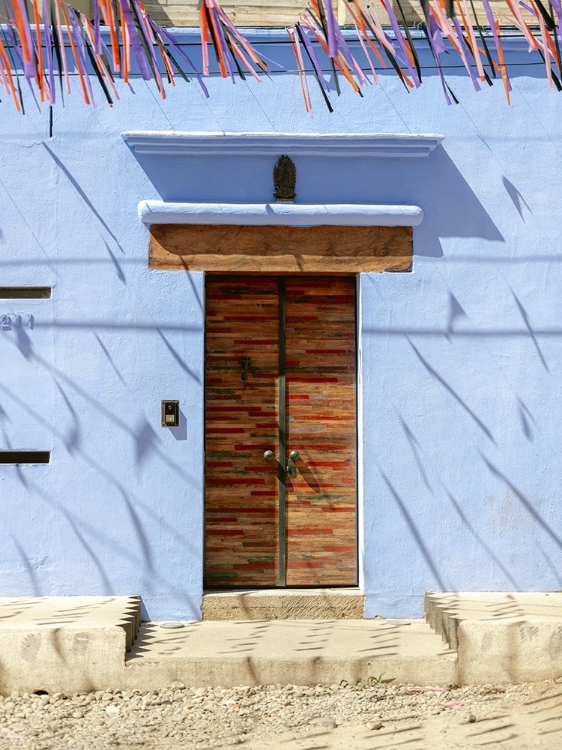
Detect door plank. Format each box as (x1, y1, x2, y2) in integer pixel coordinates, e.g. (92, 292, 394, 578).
(204, 277, 280, 587)
(285, 277, 357, 586)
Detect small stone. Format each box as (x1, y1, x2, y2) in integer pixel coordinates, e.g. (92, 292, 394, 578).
(105, 705, 120, 716)
(40, 695, 50, 706)
(468, 714, 477, 723)
(72, 711, 84, 719)
(160, 622, 185, 629)
(366, 721, 384, 730)
(309, 717, 337, 729)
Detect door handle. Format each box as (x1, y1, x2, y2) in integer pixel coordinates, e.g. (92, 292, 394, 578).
(263, 450, 275, 461)
(239, 356, 252, 381)
(286, 450, 300, 478)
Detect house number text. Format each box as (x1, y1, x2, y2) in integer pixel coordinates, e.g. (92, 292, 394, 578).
(1, 313, 34, 330)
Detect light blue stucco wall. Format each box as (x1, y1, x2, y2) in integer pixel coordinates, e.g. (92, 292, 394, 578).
(1, 32, 562, 619)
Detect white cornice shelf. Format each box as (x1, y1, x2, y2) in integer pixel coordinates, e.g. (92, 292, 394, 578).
(138, 201, 424, 227)
(123, 132, 443, 159)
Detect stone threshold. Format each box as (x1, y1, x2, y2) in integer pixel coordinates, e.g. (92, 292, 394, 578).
(202, 588, 365, 621)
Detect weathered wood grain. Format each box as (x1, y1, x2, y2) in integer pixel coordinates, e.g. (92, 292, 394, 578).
(150, 224, 413, 274)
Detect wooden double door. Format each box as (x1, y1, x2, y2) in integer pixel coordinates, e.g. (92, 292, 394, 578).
(204, 276, 357, 588)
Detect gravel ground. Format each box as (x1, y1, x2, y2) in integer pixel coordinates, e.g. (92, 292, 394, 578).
(0, 678, 561, 749)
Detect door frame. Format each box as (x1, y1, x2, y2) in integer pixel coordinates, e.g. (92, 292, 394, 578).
(355, 273, 365, 594)
(203, 273, 361, 589)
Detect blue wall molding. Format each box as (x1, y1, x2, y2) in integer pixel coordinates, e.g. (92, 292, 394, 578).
(138, 201, 424, 227)
(123, 132, 444, 159)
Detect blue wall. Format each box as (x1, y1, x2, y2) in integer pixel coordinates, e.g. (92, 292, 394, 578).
(1, 31, 562, 619)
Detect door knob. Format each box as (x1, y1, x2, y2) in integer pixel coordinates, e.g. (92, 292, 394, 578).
(286, 450, 300, 478)
(263, 450, 275, 461)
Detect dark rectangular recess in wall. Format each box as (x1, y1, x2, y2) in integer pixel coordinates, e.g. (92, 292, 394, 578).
(0, 287, 51, 299)
(0, 451, 51, 465)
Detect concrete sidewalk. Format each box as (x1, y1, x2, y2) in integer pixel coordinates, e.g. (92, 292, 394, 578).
(1, 593, 562, 693)
(0, 596, 455, 693)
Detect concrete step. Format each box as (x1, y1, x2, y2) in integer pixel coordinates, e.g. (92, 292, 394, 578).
(0, 596, 142, 695)
(202, 589, 364, 620)
(0, 595, 457, 693)
(425, 592, 562, 683)
(7, 592, 562, 693)
(122, 619, 457, 689)
(0, 595, 142, 650)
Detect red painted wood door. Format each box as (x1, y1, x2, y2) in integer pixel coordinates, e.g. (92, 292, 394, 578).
(204, 276, 357, 588)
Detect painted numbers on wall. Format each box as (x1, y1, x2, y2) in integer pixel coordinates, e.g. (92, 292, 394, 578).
(0, 314, 34, 330)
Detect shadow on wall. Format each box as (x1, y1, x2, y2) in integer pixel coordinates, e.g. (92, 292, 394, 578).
(362, 277, 562, 597)
(125, 144, 504, 261)
(0, 328, 201, 617)
(373, 450, 562, 597)
(411, 147, 505, 258)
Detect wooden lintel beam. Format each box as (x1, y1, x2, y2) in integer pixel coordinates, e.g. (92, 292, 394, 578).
(149, 224, 413, 274)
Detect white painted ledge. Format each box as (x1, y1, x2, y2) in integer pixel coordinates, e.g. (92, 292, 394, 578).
(123, 132, 443, 158)
(138, 201, 424, 227)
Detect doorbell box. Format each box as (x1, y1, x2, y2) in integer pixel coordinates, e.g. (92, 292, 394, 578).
(161, 400, 180, 427)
